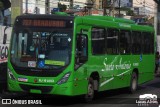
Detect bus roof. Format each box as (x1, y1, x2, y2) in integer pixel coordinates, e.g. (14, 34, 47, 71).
(75, 15, 154, 32)
(83, 15, 135, 24)
(15, 14, 74, 20)
(15, 14, 154, 32)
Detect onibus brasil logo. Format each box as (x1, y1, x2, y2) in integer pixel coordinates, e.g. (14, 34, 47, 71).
(136, 94, 159, 106)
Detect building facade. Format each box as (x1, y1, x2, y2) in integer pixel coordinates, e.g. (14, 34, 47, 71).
(133, 0, 156, 16)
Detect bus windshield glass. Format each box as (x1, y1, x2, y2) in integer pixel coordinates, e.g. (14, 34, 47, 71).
(10, 28, 73, 69)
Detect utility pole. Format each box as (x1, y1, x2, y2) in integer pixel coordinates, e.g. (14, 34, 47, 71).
(35, 0, 38, 14)
(11, 0, 22, 25)
(109, 0, 115, 16)
(154, 2, 157, 37)
(45, 0, 50, 14)
(119, 0, 120, 17)
(85, 0, 94, 15)
(112, 0, 115, 16)
(143, 0, 146, 15)
(103, 0, 107, 16)
(25, 0, 28, 14)
(70, 0, 73, 9)
(154, 0, 160, 53)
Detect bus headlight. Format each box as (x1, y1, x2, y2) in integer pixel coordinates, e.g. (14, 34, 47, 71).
(57, 72, 71, 85)
(8, 69, 16, 80)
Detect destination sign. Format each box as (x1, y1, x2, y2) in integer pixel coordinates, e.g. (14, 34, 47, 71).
(22, 19, 66, 27)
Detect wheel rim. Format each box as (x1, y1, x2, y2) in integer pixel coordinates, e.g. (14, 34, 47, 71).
(86, 83, 94, 100)
(88, 84, 94, 96)
(132, 76, 137, 90)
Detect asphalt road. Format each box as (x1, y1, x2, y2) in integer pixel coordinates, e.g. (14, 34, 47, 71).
(0, 76, 160, 107)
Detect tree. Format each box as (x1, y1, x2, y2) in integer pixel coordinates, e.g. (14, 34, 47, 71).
(0, 0, 11, 10)
(154, 0, 160, 4)
(58, 3, 67, 12)
(0, 0, 11, 16)
(126, 9, 134, 16)
(0, 1, 3, 10)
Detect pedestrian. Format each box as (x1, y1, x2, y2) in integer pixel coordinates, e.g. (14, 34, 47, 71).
(155, 51, 159, 74)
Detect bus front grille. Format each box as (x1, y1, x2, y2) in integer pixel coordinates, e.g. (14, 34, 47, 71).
(19, 84, 53, 93)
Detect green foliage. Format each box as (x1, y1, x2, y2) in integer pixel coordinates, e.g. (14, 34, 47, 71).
(120, 7, 135, 16)
(58, 3, 67, 12)
(127, 9, 134, 16)
(0, 0, 11, 10)
(0, 1, 4, 10)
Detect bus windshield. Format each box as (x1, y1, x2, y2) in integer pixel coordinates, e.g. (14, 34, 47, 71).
(10, 28, 72, 69)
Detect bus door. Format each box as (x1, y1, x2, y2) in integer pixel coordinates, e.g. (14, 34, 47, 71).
(114, 30, 132, 88)
(75, 34, 88, 68)
(73, 33, 89, 94)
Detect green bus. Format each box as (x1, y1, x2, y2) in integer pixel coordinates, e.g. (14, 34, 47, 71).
(8, 14, 155, 101)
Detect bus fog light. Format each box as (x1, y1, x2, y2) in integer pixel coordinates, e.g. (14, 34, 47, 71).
(8, 69, 16, 80)
(57, 72, 71, 85)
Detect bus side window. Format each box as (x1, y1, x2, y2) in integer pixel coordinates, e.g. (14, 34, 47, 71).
(119, 30, 131, 54)
(132, 31, 142, 54)
(142, 32, 152, 54)
(106, 29, 119, 54)
(91, 28, 105, 55)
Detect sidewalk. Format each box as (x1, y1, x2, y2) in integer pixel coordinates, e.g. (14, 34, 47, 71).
(155, 67, 160, 77)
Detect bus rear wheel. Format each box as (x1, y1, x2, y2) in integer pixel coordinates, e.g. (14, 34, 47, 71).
(129, 72, 138, 93)
(84, 77, 94, 102)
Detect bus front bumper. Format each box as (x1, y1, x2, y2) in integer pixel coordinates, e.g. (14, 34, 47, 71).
(8, 80, 74, 96)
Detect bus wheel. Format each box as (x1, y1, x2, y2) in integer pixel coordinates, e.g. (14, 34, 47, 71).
(84, 77, 94, 102)
(129, 72, 138, 93)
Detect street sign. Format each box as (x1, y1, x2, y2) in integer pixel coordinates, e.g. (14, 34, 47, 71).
(52, 8, 59, 12)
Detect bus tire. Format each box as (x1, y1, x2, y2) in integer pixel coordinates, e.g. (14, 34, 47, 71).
(129, 72, 138, 93)
(84, 77, 94, 102)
